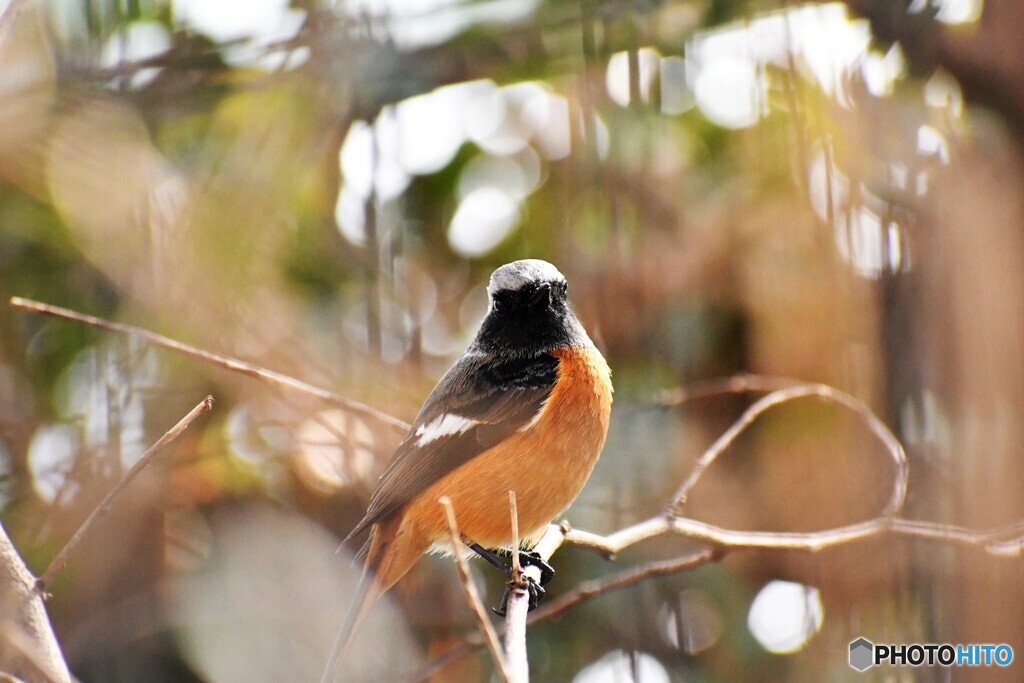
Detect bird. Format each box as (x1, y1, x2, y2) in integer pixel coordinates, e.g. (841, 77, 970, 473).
(320, 259, 612, 681)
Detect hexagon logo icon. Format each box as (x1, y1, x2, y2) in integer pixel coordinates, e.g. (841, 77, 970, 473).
(849, 637, 874, 671)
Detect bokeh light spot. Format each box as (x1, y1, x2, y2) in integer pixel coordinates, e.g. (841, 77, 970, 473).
(694, 56, 761, 129)
(659, 589, 724, 653)
(448, 187, 520, 257)
(173, 0, 305, 45)
(28, 424, 78, 504)
(572, 650, 670, 683)
(747, 580, 824, 654)
(294, 410, 378, 495)
(606, 48, 661, 108)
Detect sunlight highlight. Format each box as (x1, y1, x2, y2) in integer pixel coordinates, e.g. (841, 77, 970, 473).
(572, 650, 670, 683)
(173, 0, 304, 44)
(101, 22, 171, 88)
(448, 187, 520, 257)
(747, 580, 824, 654)
(28, 424, 78, 504)
(935, 0, 983, 24)
(606, 48, 661, 107)
(337, 80, 566, 254)
(685, 3, 903, 128)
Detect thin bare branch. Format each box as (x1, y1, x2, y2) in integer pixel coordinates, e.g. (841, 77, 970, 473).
(9, 297, 408, 433)
(562, 515, 1024, 557)
(410, 542, 718, 682)
(528, 548, 718, 625)
(37, 396, 214, 590)
(652, 373, 803, 407)
(509, 491, 521, 577)
(0, 523, 71, 683)
(438, 497, 511, 683)
(413, 509, 1024, 682)
(413, 375, 1021, 680)
(668, 382, 908, 520)
(0, 621, 64, 683)
(503, 491, 528, 683)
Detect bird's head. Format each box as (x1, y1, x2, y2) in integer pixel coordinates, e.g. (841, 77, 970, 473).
(473, 259, 586, 356)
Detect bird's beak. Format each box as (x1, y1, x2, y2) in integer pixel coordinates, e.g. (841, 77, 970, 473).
(528, 282, 551, 307)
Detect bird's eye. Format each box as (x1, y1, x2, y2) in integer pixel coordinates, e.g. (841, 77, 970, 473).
(492, 298, 508, 317)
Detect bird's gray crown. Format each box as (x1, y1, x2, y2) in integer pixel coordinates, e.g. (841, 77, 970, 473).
(487, 259, 565, 297)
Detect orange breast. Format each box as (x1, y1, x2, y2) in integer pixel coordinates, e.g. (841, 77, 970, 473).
(400, 344, 613, 549)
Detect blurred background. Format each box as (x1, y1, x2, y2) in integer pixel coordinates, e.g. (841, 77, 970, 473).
(2, 0, 1023, 680)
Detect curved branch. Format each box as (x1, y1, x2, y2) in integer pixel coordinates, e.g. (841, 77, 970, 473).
(668, 382, 908, 519)
(414, 374, 1016, 680)
(414, 512, 1024, 681)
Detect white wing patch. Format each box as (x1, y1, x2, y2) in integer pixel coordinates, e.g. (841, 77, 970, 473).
(415, 414, 478, 445)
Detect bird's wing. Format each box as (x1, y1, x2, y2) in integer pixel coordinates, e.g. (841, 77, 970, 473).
(345, 351, 560, 542)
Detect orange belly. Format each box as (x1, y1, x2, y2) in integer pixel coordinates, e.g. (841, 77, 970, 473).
(400, 344, 612, 549)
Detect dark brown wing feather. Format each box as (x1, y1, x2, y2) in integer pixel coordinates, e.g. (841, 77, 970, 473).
(345, 351, 560, 543)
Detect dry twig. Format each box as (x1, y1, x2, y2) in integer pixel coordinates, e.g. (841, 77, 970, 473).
(669, 382, 908, 516)
(438, 497, 511, 683)
(414, 377, 1024, 680)
(414, 545, 717, 682)
(502, 491, 528, 683)
(37, 396, 214, 591)
(9, 297, 408, 433)
(0, 525, 71, 683)
(12, 293, 1020, 677)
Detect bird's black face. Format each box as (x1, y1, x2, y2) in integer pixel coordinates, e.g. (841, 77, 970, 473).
(490, 279, 565, 318)
(474, 278, 582, 356)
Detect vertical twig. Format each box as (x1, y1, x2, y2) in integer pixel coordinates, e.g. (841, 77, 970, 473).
(37, 396, 214, 590)
(438, 497, 512, 683)
(503, 491, 529, 683)
(509, 491, 521, 577)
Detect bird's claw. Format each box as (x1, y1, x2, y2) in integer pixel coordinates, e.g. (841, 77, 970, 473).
(517, 549, 555, 586)
(492, 573, 546, 617)
(470, 544, 555, 616)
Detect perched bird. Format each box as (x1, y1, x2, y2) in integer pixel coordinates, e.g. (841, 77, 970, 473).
(321, 259, 612, 681)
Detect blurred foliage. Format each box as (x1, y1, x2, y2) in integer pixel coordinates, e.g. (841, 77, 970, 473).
(2, 0, 1023, 681)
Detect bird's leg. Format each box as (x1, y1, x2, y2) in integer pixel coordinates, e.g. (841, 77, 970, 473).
(469, 543, 510, 573)
(467, 543, 555, 616)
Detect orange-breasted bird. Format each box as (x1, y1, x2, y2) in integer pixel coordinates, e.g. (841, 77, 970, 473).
(321, 259, 612, 681)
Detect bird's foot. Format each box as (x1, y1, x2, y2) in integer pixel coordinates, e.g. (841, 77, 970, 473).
(468, 543, 555, 615)
(492, 573, 546, 617)
(491, 550, 554, 615)
(517, 549, 555, 586)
